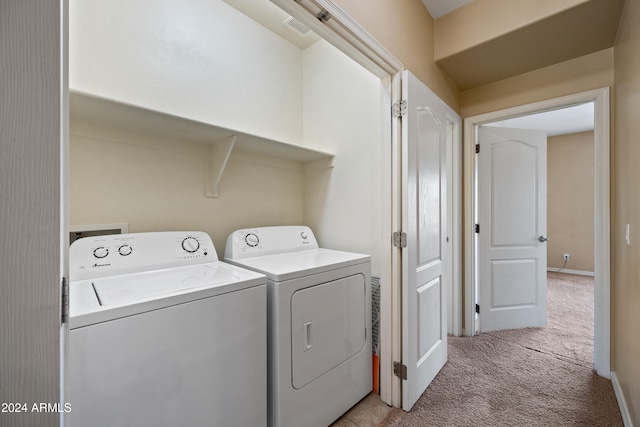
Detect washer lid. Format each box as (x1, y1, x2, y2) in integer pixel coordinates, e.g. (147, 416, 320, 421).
(69, 261, 266, 329)
(92, 265, 239, 306)
(226, 248, 370, 282)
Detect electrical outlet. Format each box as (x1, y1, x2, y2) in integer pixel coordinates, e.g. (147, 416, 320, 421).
(563, 254, 570, 261)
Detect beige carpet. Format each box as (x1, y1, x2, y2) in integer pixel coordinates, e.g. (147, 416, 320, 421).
(384, 272, 623, 426)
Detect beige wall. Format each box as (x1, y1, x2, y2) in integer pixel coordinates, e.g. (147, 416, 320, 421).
(332, 0, 460, 111)
(613, 0, 640, 422)
(435, 0, 587, 59)
(433, 0, 620, 90)
(69, 121, 305, 252)
(460, 48, 614, 117)
(547, 132, 594, 272)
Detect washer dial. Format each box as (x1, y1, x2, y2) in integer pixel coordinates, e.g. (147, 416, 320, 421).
(182, 237, 200, 253)
(118, 244, 133, 256)
(93, 247, 109, 259)
(244, 233, 260, 247)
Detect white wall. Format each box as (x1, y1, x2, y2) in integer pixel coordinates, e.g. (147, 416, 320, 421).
(70, 0, 303, 145)
(302, 40, 383, 275)
(69, 120, 304, 252)
(69, 0, 384, 272)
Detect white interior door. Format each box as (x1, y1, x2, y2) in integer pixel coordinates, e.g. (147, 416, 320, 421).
(401, 71, 448, 410)
(477, 126, 547, 332)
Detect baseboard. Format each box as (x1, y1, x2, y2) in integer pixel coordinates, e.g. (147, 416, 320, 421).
(547, 268, 595, 277)
(611, 371, 634, 427)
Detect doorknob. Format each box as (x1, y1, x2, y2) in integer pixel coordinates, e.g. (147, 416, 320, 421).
(538, 236, 549, 242)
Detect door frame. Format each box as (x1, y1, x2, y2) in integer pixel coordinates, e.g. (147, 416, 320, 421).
(270, 0, 463, 406)
(463, 87, 611, 377)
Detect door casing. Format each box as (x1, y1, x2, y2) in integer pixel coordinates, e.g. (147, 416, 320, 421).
(463, 87, 611, 377)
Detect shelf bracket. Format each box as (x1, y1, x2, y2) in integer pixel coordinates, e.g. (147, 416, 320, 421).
(206, 135, 236, 198)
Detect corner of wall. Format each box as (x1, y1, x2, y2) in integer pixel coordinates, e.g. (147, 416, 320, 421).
(611, 371, 635, 427)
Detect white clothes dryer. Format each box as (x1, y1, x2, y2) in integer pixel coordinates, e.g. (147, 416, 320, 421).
(224, 226, 372, 427)
(68, 231, 267, 427)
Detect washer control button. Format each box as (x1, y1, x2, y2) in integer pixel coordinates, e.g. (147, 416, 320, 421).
(182, 237, 200, 253)
(118, 244, 133, 256)
(93, 247, 109, 259)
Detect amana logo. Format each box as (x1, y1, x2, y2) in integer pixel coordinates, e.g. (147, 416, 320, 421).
(92, 263, 111, 268)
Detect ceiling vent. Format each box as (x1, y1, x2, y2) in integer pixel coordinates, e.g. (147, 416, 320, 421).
(283, 16, 311, 37)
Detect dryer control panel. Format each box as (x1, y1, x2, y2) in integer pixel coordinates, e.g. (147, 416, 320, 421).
(224, 226, 319, 260)
(70, 231, 217, 281)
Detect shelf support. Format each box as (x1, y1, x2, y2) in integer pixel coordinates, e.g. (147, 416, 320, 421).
(206, 135, 236, 198)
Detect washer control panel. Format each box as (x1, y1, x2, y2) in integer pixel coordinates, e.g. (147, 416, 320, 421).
(70, 231, 217, 281)
(224, 226, 319, 260)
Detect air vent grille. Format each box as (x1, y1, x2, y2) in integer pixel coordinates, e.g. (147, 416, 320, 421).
(283, 16, 311, 37)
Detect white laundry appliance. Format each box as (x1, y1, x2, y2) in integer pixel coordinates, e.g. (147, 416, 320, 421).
(68, 231, 267, 427)
(224, 226, 372, 427)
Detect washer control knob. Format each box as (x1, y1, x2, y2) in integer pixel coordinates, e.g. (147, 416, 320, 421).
(182, 237, 200, 253)
(300, 231, 308, 240)
(245, 233, 259, 247)
(118, 244, 133, 256)
(93, 247, 109, 259)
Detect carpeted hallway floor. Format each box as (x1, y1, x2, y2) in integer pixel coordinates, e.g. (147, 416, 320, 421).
(383, 272, 623, 426)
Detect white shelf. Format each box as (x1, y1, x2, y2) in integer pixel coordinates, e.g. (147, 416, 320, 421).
(69, 91, 334, 196)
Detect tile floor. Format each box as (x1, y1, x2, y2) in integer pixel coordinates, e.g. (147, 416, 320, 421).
(330, 393, 397, 427)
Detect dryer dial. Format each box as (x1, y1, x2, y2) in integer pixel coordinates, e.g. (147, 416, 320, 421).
(245, 233, 260, 247)
(182, 237, 200, 253)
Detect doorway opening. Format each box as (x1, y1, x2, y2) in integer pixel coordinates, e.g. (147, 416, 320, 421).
(474, 102, 595, 334)
(464, 88, 611, 378)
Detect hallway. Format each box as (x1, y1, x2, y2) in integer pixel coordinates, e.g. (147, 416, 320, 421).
(335, 273, 623, 426)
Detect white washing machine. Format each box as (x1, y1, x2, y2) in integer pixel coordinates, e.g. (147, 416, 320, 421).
(68, 231, 267, 427)
(224, 226, 372, 427)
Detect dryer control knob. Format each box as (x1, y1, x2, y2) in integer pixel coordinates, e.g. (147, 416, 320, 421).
(93, 247, 109, 259)
(118, 244, 133, 256)
(245, 233, 259, 247)
(182, 237, 200, 253)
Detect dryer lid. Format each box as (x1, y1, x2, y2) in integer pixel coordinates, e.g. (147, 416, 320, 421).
(226, 248, 369, 282)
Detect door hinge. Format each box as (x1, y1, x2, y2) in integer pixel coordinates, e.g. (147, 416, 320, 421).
(61, 277, 69, 324)
(475, 144, 480, 153)
(476, 303, 480, 314)
(475, 224, 480, 233)
(392, 231, 407, 248)
(392, 100, 407, 118)
(393, 361, 408, 380)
